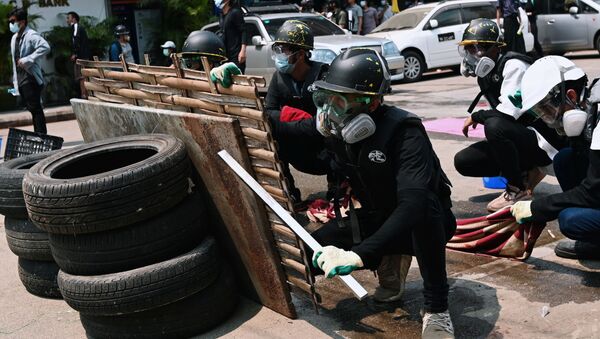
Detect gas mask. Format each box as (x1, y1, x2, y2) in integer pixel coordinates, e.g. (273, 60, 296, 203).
(532, 88, 588, 137)
(313, 90, 376, 144)
(9, 22, 19, 33)
(458, 44, 496, 78)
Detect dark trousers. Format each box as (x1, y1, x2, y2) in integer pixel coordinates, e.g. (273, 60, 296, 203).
(528, 15, 544, 57)
(306, 205, 456, 313)
(19, 82, 47, 134)
(552, 147, 600, 244)
(454, 117, 551, 189)
(503, 14, 526, 54)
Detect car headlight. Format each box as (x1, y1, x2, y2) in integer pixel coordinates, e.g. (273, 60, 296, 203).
(310, 49, 337, 64)
(382, 41, 400, 57)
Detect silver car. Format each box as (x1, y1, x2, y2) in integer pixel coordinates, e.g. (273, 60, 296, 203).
(535, 0, 600, 54)
(202, 13, 404, 87)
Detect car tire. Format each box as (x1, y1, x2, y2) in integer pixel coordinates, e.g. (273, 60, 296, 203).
(80, 266, 238, 339)
(18, 258, 62, 299)
(0, 151, 58, 219)
(58, 237, 220, 316)
(49, 191, 208, 275)
(402, 51, 425, 83)
(23, 134, 192, 235)
(5, 217, 53, 261)
(596, 34, 600, 55)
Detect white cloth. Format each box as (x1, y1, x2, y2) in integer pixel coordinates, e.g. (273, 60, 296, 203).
(73, 23, 78, 37)
(527, 126, 559, 159)
(496, 58, 529, 120)
(592, 125, 600, 151)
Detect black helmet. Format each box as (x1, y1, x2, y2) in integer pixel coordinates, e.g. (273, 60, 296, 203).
(459, 18, 503, 46)
(114, 24, 129, 37)
(273, 20, 314, 50)
(181, 31, 227, 62)
(313, 49, 390, 96)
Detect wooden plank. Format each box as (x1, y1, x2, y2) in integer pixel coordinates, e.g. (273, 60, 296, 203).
(282, 258, 308, 277)
(287, 275, 313, 295)
(224, 106, 264, 121)
(242, 127, 269, 142)
(248, 148, 277, 162)
(84, 81, 107, 93)
(253, 166, 282, 180)
(71, 99, 297, 319)
(262, 184, 287, 201)
(94, 92, 135, 104)
(272, 224, 297, 241)
(164, 95, 220, 112)
(278, 242, 303, 259)
(133, 82, 182, 95)
(77, 59, 122, 68)
(112, 88, 161, 102)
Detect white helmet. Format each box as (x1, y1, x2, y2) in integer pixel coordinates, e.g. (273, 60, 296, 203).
(160, 41, 176, 49)
(520, 56, 585, 115)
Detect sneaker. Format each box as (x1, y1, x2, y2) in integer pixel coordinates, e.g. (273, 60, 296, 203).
(422, 311, 455, 339)
(373, 255, 412, 302)
(554, 239, 600, 260)
(486, 184, 531, 212)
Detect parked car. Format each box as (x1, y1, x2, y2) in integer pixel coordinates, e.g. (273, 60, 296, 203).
(534, 0, 600, 55)
(202, 13, 405, 87)
(368, 0, 534, 82)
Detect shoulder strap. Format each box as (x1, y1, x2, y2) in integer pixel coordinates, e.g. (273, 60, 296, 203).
(497, 52, 533, 75)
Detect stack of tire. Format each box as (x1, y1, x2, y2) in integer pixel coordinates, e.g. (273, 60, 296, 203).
(22, 134, 238, 338)
(0, 151, 63, 299)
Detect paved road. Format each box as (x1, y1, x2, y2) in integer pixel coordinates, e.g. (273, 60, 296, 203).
(1, 52, 599, 339)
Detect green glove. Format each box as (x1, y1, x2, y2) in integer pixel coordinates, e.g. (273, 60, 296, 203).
(508, 90, 523, 108)
(511, 200, 533, 224)
(209, 62, 241, 88)
(312, 246, 364, 278)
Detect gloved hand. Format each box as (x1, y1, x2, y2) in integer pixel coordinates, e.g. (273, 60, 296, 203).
(312, 246, 363, 278)
(209, 62, 241, 88)
(511, 201, 533, 224)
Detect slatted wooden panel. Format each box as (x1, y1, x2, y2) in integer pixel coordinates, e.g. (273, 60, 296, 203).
(77, 58, 320, 311)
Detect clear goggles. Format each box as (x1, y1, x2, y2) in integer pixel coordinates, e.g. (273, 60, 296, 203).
(180, 54, 222, 70)
(312, 90, 371, 121)
(271, 45, 299, 61)
(458, 44, 487, 66)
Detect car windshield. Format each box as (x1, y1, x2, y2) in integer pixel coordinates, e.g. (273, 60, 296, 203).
(371, 8, 430, 33)
(263, 16, 345, 39)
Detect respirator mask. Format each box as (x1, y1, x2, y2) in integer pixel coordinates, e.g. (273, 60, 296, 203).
(272, 45, 299, 74)
(532, 86, 587, 137)
(458, 44, 496, 78)
(313, 90, 376, 144)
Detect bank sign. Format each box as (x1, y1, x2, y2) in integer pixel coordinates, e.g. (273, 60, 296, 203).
(38, 0, 70, 6)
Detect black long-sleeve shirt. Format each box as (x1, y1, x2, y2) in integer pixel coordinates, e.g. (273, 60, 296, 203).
(219, 8, 246, 62)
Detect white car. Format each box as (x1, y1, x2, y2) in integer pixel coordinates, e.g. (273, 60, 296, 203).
(368, 0, 534, 82)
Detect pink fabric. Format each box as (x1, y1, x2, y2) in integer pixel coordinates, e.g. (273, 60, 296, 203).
(422, 117, 486, 139)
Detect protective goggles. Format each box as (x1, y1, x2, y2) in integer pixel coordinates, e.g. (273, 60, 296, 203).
(180, 55, 222, 69)
(458, 44, 488, 66)
(312, 90, 372, 120)
(271, 45, 299, 61)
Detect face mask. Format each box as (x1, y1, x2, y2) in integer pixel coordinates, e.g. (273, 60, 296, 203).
(124, 35, 130, 42)
(340, 113, 376, 144)
(360, 1, 367, 6)
(163, 49, 171, 57)
(562, 109, 588, 137)
(215, 0, 228, 9)
(9, 22, 19, 33)
(274, 54, 296, 74)
(474, 56, 495, 78)
(381, 0, 387, 5)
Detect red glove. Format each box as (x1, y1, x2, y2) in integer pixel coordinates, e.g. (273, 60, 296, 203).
(280, 105, 312, 122)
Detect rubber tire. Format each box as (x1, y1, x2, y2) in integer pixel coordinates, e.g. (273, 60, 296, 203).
(49, 191, 208, 275)
(58, 237, 220, 316)
(402, 50, 425, 83)
(23, 134, 192, 234)
(80, 267, 238, 339)
(18, 258, 62, 299)
(5, 217, 52, 261)
(0, 151, 58, 218)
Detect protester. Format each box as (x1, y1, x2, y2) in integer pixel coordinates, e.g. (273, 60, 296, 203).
(216, 0, 247, 73)
(328, 1, 348, 29)
(160, 41, 176, 67)
(305, 48, 455, 338)
(346, 0, 363, 35)
(496, 0, 526, 54)
(109, 25, 135, 63)
(361, 0, 379, 35)
(513, 56, 600, 260)
(263, 20, 330, 205)
(378, 0, 394, 24)
(179, 31, 230, 71)
(9, 7, 50, 134)
(453, 19, 566, 212)
(66, 11, 90, 99)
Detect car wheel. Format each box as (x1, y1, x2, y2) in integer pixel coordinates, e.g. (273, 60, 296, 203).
(596, 34, 600, 55)
(402, 51, 425, 82)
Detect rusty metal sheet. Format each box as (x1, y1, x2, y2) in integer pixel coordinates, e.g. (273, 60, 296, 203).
(71, 99, 296, 319)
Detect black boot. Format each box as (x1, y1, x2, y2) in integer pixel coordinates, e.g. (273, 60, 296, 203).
(554, 239, 600, 260)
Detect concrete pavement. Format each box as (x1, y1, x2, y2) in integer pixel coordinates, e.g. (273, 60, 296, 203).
(1, 52, 599, 338)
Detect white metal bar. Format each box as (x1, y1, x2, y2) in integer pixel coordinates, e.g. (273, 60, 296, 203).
(218, 150, 368, 300)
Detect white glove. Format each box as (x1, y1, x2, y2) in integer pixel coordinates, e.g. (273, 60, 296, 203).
(511, 201, 533, 224)
(312, 246, 364, 278)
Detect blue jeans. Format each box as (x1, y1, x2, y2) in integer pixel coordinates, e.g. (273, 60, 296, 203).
(559, 208, 600, 245)
(553, 147, 588, 191)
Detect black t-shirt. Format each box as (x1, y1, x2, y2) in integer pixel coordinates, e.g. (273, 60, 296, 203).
(219, 8, 246, 62)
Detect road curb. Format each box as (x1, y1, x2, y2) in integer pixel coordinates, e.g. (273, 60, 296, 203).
(0, 107, 75, 129)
